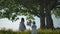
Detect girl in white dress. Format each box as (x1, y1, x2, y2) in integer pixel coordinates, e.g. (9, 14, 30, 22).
(19, 18, 26, 32)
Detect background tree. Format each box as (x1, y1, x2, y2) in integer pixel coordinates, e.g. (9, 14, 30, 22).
(0, 0, 60, 29)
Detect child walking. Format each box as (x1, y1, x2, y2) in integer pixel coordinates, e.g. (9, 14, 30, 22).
(31, 21, 37, 34)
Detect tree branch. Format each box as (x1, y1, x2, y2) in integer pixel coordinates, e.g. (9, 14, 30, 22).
(27, 9, 40, 17)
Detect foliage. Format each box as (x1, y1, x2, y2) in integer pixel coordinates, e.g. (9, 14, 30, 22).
(52, 8, 60, 18)
(0, 0, 60, 21)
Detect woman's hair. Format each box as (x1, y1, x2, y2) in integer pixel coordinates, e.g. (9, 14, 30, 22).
(21, 18, 24, 22)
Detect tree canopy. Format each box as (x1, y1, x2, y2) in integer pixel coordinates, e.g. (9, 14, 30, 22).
(0, 0, 60, 29)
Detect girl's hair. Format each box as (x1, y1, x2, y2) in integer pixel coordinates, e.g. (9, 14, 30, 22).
(21, 18, 24, 22)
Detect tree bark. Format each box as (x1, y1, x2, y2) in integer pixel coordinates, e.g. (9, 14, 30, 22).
(40, 13, 45, 29)
(45, 5, 54, 29)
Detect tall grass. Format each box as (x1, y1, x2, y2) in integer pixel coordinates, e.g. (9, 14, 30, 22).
(0, 29, 60, 34)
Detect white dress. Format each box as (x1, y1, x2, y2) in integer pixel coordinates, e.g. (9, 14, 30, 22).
(19, 22, 26, 31)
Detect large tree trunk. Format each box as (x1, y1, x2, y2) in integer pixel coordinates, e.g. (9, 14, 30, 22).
(40, 13, 45, 29)
(45, 5, 54, 29)
(39, 4, 45, 29)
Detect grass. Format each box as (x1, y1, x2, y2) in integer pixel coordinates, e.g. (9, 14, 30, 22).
(0, 29, 60, 34)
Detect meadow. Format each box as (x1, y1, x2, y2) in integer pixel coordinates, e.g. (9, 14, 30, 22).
(0, 29, 60, 34)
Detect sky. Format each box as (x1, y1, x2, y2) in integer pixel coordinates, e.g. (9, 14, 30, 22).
(0, 15, 60, 31)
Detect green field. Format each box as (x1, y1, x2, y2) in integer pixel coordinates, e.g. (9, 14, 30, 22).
(0, 29, 60, 34)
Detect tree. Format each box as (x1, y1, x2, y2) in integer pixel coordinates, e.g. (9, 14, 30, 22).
(43, 0, 57, 29)
(0, 0, 60, 29)
(44, 0, 60, 29)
